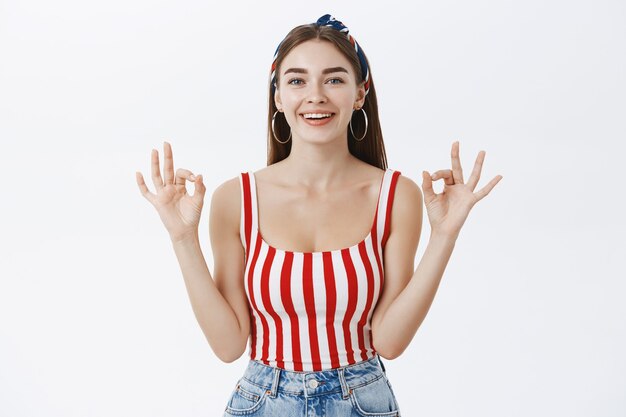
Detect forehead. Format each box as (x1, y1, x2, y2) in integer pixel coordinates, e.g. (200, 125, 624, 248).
(280, 40, 353, 74)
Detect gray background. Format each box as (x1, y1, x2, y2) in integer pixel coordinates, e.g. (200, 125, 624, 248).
(1, 0, 624, 415)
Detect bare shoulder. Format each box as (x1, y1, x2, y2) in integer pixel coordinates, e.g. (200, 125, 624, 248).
(211, 175, 241, 205)
(395, 173, 423, 207)
(209, 175, 242, 236)
(391, 173, 423, 229)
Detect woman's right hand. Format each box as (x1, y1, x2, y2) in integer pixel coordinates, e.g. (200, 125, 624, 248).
(135, 141, 206, 242)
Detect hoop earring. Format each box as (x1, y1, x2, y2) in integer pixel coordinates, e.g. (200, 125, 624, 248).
(272, 110, 291, 144)
(349, 107, 368, 141)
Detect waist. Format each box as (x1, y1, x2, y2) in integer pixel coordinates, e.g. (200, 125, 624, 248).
(240, 354, 387, 397)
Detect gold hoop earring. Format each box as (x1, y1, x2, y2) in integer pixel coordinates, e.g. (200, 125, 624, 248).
(349, 107, 368, 141)
(271, 110, 291, 144)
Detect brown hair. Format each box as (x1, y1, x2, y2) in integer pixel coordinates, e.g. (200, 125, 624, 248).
(267, 23, 388, 170)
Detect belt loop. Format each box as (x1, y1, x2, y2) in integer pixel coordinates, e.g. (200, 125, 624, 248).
(378, 354, 387, 374)
(337, 367, 351, 399)
(269, 367, 281, 398)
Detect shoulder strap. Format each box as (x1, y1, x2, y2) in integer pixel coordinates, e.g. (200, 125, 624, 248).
(239, 172, 259, 257)
(372, 169, 402, 250)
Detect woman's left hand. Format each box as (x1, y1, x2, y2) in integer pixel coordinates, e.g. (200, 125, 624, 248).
(422, 141, 502, 239)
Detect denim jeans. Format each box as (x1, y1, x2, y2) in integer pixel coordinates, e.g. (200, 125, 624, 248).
(223, 354, 401, 416)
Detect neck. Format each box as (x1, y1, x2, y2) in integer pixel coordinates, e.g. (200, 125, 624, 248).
(278, 134, 358, 190)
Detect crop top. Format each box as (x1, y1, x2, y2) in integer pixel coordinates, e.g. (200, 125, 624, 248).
(238, 168, 401, 371)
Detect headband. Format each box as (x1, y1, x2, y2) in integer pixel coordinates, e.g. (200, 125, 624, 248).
(270, 14, 371, 97)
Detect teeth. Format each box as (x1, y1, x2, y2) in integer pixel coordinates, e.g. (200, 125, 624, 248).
(303, 113, 333, 119)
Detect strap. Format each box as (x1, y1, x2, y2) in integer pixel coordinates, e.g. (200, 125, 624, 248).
(372, 169, 402, 250)
(239, 172, 259, 258)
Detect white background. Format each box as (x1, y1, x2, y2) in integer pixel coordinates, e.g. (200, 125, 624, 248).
(1, 0, 624, 416)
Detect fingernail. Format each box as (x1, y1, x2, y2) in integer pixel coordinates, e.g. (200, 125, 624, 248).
(189, 174, 196, 180)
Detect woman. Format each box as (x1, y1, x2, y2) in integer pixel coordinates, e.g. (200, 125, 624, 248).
(136, 14, 501, 417)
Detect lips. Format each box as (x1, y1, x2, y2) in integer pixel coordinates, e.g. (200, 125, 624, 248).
(300, 113, 336, 126)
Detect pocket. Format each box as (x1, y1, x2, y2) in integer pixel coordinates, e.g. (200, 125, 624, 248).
(224, 377, 268, 416)
(349, 375, 400, 417)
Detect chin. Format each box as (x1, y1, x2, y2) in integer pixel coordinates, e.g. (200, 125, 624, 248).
(299, 133, 345, 144)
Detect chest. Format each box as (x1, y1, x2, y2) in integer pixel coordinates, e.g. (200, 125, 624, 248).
(256, 182, 380, 253)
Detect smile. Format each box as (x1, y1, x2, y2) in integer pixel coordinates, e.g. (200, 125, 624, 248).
(300, 113, 336, 126)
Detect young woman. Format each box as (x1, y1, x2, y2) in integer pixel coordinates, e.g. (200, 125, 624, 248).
(136, 14, 501, 417)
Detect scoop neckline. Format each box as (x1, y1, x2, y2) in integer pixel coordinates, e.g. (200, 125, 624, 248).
(251, 169, 388, 255)
(256, 226, 374, 255)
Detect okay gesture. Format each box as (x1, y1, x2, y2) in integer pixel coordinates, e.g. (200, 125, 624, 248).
(421, 141, 502, 239)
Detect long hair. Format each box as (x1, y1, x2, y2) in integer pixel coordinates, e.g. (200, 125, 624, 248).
(267, 23, 388, 170)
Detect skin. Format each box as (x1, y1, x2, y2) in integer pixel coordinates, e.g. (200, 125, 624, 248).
(135, 39, 503, 362)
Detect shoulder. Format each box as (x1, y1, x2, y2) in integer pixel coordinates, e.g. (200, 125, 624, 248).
(390, 171, 423, 226)
(209, 174, 243, 232)
(212, 174, 242, 206)
(393, 171, 422, 202)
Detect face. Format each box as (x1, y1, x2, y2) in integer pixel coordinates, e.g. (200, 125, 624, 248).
(274, 39, 366, 144)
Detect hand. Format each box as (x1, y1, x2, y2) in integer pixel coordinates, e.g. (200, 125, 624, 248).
(421, 141, 502, 238)
(136, 141, 206, 242)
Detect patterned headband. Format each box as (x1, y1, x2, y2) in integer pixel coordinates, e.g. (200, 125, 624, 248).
(270, 14, 371, 97)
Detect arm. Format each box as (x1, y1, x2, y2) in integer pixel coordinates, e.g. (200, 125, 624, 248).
(371, 142, 501, 359)
(172, 177, 250, 362)
(371, 175, 457, 359)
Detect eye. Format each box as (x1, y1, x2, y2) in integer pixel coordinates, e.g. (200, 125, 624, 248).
(286, 77, 345, 86)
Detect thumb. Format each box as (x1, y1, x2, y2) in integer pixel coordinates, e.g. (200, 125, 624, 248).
(422, 170, 436, 201)
(192, 174, 206, 204)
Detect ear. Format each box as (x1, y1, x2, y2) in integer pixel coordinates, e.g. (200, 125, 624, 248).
(354, 81, 366, 109)
(274, 86, 282, 110)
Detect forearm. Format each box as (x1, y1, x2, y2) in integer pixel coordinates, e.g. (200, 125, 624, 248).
(171, 233, 245, 362)
(375, 231, 457, 358)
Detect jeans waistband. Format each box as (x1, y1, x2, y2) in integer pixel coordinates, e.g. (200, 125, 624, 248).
(240, 355, 387, 399)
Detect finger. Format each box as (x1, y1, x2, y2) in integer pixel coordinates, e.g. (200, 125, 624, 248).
(474, 175, 503, 202)
(421, 170, 437, 203)
(151, 149, 164, 191)
(136, 171, 156, 204)
(174, 168, 195, 187)
(451, 141, 464, 185)
(163, 141, 175, 185)
(431, 169, 455, 186)
(466, 150, 485, 191)
(191, 174, 207, 205)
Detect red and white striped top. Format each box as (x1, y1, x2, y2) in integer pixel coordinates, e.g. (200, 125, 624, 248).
(238, 168, 401, 371)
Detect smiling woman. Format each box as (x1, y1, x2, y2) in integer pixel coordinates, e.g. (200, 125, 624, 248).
(267, 16, 385, 166)
(136, 12, 502, 417)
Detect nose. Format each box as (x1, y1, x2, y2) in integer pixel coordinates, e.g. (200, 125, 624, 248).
(306, 82, 328, 103)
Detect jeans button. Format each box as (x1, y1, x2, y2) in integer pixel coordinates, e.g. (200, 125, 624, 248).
(308, 379, 319, 388)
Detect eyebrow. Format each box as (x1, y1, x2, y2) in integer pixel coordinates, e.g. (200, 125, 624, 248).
(283, 66, 349, 76)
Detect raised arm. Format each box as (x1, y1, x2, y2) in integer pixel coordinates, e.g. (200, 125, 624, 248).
(136, 142, 249, 362)
(371, 141, 502, 358)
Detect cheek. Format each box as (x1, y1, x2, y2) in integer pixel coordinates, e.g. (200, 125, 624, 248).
(334, 90, 358, 107)
(283, 95, 301, 106)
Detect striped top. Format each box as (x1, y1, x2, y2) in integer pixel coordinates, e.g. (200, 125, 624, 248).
(238, 168, 402, 371)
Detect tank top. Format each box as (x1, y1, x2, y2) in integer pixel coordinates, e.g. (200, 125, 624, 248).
(238, 168, 402, 372)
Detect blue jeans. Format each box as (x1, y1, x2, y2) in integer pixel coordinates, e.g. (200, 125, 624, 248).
(223, 354, 401, 416)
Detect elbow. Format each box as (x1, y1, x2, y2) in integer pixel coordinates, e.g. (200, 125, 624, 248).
(218, 353, 240, 364)
(376, 349, 401, 361)
(214, 336, 248, 363)
(216, 347, 244, 363)
(374, 341, 404, 360)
